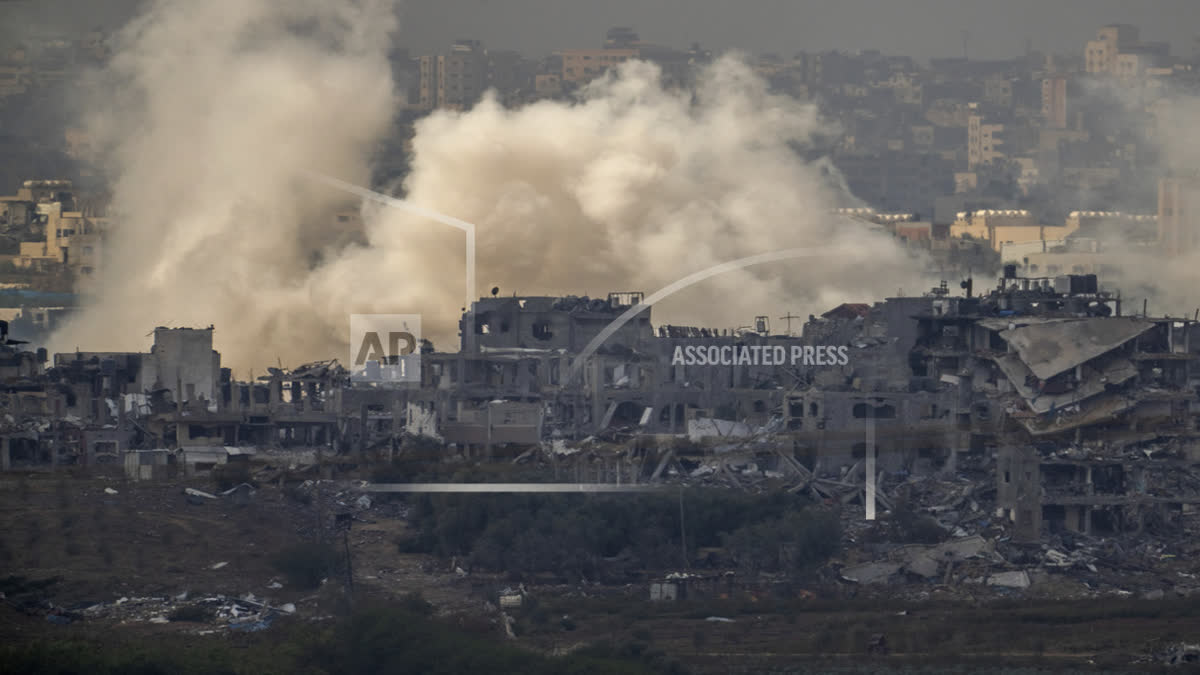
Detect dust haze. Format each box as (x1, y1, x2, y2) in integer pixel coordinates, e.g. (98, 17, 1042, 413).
(312, 55, 932, 353)
(1061, 85, 1200, 317)
(49, 1, 931, 371)
(48, 0, 401, 368)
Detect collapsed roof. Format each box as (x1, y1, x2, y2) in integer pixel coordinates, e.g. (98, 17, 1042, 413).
(998, 317, 1155, 381)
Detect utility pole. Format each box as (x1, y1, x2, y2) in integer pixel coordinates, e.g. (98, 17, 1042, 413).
(779, 313, 803, 336)
(679, 485, 689, 570)
(342, 524, 355, 606)
(315, 444, 325, 544)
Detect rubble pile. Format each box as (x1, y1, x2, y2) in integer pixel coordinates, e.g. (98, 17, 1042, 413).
(37, 592, 299, 631)
(832, 460, 1200, 601)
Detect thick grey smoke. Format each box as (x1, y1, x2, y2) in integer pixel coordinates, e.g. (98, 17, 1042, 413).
(49, 0, 400, 368)
(1121, 91, 1200, 317)
(52, 2, 929, 370)
(1049, 83, 1200, 317)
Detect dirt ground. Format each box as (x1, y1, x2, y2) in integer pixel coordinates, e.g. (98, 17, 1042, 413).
(1, 472, 1198, 672)
(0, 473, 475, 621)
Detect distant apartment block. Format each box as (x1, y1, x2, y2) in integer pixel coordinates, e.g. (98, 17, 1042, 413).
(417, 40, 489, 112)
(1086, 24, 1140, 74)
(967, 108, 1005, 170)
(556, 28, 696, 88)
(1041, 77, 1068, 129)
(558, 48, 638, 85)
(951, 210, 1081, 253)
(0, 180, 104, 276)
(1085, 24, 1171, 79)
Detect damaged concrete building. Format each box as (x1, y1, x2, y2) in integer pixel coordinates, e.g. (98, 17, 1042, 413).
(2, 265, 1200, 545)
(401, 269, 1200, 539)
(1, 326, 348, 469)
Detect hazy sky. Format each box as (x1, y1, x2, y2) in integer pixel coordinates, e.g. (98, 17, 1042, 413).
(394, 0, 1197, 61)
(0, 0, 1195, 62)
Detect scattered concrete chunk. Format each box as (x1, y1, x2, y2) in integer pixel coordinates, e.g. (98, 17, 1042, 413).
(986, 570, 1031, 589)
(221, 483, 256, 503)
(842, 562, 902, 585)
(934, 535, 991, 561)
(904, 553, 940, 579)
(1163, 643, 1200, 665)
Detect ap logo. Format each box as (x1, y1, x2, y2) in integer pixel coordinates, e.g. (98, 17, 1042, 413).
(349, 314, 421, 383)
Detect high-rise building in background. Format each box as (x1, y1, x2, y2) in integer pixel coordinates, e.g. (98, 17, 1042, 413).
(1159, 173, 1200, 257)
(416, 40, 489, 112)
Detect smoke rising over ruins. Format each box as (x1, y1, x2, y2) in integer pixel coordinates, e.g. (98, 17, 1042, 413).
(47, 0, 930, 370)
(9, 2, 1200, 671)
(45, 0, 401, 368)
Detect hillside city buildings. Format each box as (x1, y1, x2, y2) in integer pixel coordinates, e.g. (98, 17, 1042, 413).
(0, 22, 1199, 547)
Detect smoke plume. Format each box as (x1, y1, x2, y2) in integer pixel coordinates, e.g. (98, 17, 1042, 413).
(49, 0, 400, 367)
(309, 56, 930, 354)
(52, 2, 930, 370)
(1046, 82, 1200, 317)
(1121, 91, 1200, 317)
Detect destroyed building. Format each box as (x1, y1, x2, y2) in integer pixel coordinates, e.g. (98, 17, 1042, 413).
(403, 269, 1200, 539)
(1, 266, 1199, 545)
